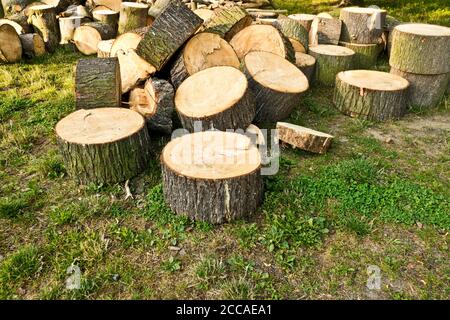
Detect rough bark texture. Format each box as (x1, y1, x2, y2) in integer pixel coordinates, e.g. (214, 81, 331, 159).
(28, 5, 59, 52)
(294, 52, 315, 84)
(389, 25, 450, 75)
(161, 163, 264, 224)
(339, 8, 386, 44)
(309, 16, 342, 46)
(118, 3, 148, 35)
(169, 51, 190, 89)
(136, 0, 203, 71)
(287, 14, 315, 32)
(272, 18, 308, 52)
(0, 23, 22, 63)
(309, 46, 355, 86)
(83, 21, 116, 39)
(1, 0, 32, 16)
(19, 32, 45, 57)
(75, 58, 121, 109)
(384, 15, 401, 57)
(390, 67, 450, 109)
(203, 6, 252, 41)
(276, 122, 333, 154)
(339, 41, 382, 69)
(334, 73, 409, 121)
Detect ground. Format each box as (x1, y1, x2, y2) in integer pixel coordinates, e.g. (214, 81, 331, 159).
(0, 0, 449, 299)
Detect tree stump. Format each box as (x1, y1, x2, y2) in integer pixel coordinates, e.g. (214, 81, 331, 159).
(161, 131, 264, 224)
(175, 66, 255, 132)
(28, 4, 59, 52)
(309, 15, 342, 46)
(118, 2, 148, 34)
(390, 67, 450, 109)
(276, 122, 333, 154)
(93, 8, 119, 31)
(334, 70, 409, 121)
(56, 108, 151, 184)
(19, 33, 45, 58)
(287, 14, 315, 32)
(294, 52, 315, 84)
(117, 48, 156, 93)
(0, 24, 22, 63)
(75, 58, 121, 109)
(203, 6, 252, 41)
(129, 77, 174, 134)
(170, 32, 240, 89)
(339, 41, 382, 69)
(59, 16, 84, 44)
(389, 23, 450, 75)
(73, 22, 115, 55)
(136, 0, 203, 71)
(97, 38, 114, 57)
(308, 44, 355, 86)
(230, 24, 295, 62)
(272, 18, 309, 53)
(339, 7, 387, 44)
(243, 51, 309, 123)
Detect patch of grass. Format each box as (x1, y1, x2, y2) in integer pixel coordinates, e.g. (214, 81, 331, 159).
(32, 150, 66, 179)
(196, 256, 227, 290)
(0, 180, 44, 219)
(162, 257, 182, 273)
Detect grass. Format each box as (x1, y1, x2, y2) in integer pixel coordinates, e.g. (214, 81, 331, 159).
(0, 1, 449, 299)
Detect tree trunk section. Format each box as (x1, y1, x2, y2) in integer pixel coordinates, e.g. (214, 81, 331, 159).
(28, 4, 59, 52)
(309, 16, 342, 46)
(294, 52, 316, 84)
(118, 2, 148, 35)
(287, 14, 315, 32)
(6, 13, 32, 33)
(272, 18, 308, 53)
(339, 41, 382, 69)
(19, 32, 45, 57)
(277, 122, 333, 154)
(93, 8, 119, 32)
(203, 6, 252, 41)
(59, 16, 84, 44)
(117, 48, 156, 93)
(73, 21, 116, 55)
(0, 23, 22, 63)
(1, 0, 32, 16)
(339, 7, 387, 44)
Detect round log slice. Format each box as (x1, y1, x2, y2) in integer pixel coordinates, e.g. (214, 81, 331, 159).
(339, 7, 387, 44)
(0, 24, 22, 63)
(28, 4, 59, 52)
(288, 14, 315, 32)
(339, 41, 382, 69)
(294, 52, 316, 84)
(276, 122, 333, 154)
(73, 22, 115, 55)
(0, 18, 25, 34)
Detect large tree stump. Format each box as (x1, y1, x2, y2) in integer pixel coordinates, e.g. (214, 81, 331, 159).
(203, 6, 252, 41)
(93, 8, 119, 31)
(339, 7, 387, 44)
(390, 67, 450, 109)
(73, 22, 115, 55)
(161, 131, 263, 224)
(129, 77, 174, 134)
(294, 52, 315, 84)
(0, 23, 22, 63)
(19, 32, 45, 58)
(272, 18, 309, 53)
(175, 66, 255, 132)
(28, 4, 59, 52)
(1, 0, 32, 16)
(389, 23, 450, 75)
(243, 51, 309, 123)
(170, 32, 240, 89)
(308, 44, 355, 86)
(97, 38, 114, 57)
(287, 14, 315, 32)
(59, 16, 84, 44)
(339, 41, 382, 69)
(117, 48, 156, 93)
(276, 122, 333, 154)
(56, 108, 151, 184)
(334, 70, 409, 121)
(75, 58, 121, 109)
(136, 0, 203, 71)
(118, 2, 148, 34)
(309, 15, 342, 46)
(230, 24, 295, 62)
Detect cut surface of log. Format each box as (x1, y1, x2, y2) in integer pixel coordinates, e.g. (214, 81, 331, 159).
(117, 48, 156, 93)
(309, 15, 342, 46)
(308, 44, 355, 86)
(118, 2, 148, 34)
(203, 6, 252, 41)
(73, 22, 115, 55)
(161, 131, 263, 224)
(175, 66, 255, 132)
(170, 32, 240, 88)
(230, 24, 295, 62)
(75, 57, 121, 109)
(277, 122, 333, 154)
(389, 23, 450, 75)
(339, 41, 382, 69)
(287, 13, 315, 32)
(97, 38, 114, 57)
(272, 18, 308, 53)
(59, 16, 83, 44)
(334, 70, 409, 121)
(92, 0, 122, 12)
(390, 67, 450, 109)
(294, 52, 315, 83)
(93, 8, 119, 29)
(110, 31, 142, 57)
(244, 51, 309, 122)
(19, 32, 45, 57)
(339, 7, 387, 44)
(0, 23, 22, 63)
(0, 18, 24, 34)
(56, 108, 151, 184)
(28, 4, 59, 52)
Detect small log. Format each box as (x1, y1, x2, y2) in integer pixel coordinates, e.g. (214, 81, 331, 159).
(339, 41, 382, 69)
(117, 48, 156, 93)
(161, 131, 264, 224)
(309, 15, 342, 46)
(203, 6, 252, 41)
(73, 22, 116, 55)
(0, 18, 25, 34)
(230, 24, 295, 63)
(243, 51, 309, 123)
(294, 52, 315, 84)
(389, 23, 450, 75)
(59, 4, 90, 18)
(0, 23, 22, 63)
(19, 32, 45, 57)
(129, 77, 174, 134)
(93, 8, 119, 30)
(308, 44, 355, 86)
(175, 66, 255, 132)
(110, 29, 144, 57)
(390, 67, 450, 109)
(136, 0, 203, 71)
(97, 38, 114, 57)
(339, 7, 387, 44)
(334, 70, 409, 121)
(170, 32, 240, 89)
(59, 16, 84, 44)
(28, 4, 59, 52)
(75, 57, 121, 109)
(272, 18, 309, 53)
(56, 108, 151, 184)
(118, 2, 148, 34)
(40, 0, 83, 14)
(276, 122, 333, 154)
(1, 0, 33, 16)
(288, 13, 315, 32)
(92, 0, 122, 12)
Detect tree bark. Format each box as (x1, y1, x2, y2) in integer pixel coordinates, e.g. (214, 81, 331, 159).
(93, 8, 119, 31)
(203, 6, 252, 41)
(287, 14, 315, 32)
(309, 16, 342, 46)
(294, 52, 315, 84)
(0, 23, 22, 63)
(339, 7, 386, 44)
(28, 4, 59, 52)
(272, 17, 308, 53)
(276, 122, 333, 154)
(339, 41, 382, 69)
(41, 0, 83, 14)
(19, 32, 45, 57)
(118, 2, 148, 34)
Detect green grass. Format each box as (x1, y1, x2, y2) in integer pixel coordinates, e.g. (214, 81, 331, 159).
(0, 1, 449, 299)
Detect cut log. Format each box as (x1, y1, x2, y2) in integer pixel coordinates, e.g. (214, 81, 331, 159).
(92, 0, 122, 12)
(229, 24, 295, 62)
(73, 22, 116, 55)
(110, 30, 143, 57)
(59, 4, 90, 18)
(19, 32, 45, 57)
(0, 18, 25, 34)
(243, 51, 309, 123)
(272, 18, 308, 53)
(41, 0, 83, 14)
(339, 7, 387, 44)
(28, 4, 59, 52)
(390, 67, 450, 109)
(175, 66, 255, 132)
(161, 131, 263, 224)
(193, 8, 214, 25)
(339, 41, 382, 69)
(1, 0, 33, 16)
(334, 70, 409, 121)
(253, 17, 276, 25)
(309, 15, 342, 46)
(308, 44, 355, 86)
(117, 48, 156, 93)
(170, 32, 240, 89)
(75, 57, 121, 109)
(384, 15, 402, 57)
(129, 77, 174, 134)
(147, 0, 170, 19)
(118, 2, 148, 35)
(276, 122, 333, 154)
(287, 13, 315, 32)
(136, 0, 203, 71)
(59, 16, 84, 44)
(294, 52, 315, 84)
(389, 23, 450, 75)
(0, 24, 22, 63)
(97, 38, 114, 57)
(93, 8, 119, 30)
(5, 13, 33, 33)
(56, 108, 151, 184)
(203, 6, 252, 41)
